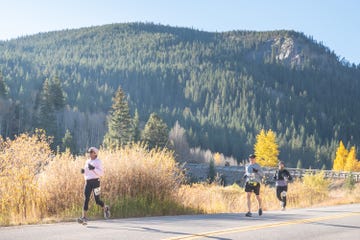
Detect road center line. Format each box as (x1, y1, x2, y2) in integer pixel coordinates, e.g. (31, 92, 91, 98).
(163, 212, 359, 240)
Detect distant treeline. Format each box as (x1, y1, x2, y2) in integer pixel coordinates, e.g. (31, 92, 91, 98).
(1, 22, 360, 168)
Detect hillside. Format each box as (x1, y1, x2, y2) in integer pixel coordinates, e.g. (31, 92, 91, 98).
(0, 22, 360, 168)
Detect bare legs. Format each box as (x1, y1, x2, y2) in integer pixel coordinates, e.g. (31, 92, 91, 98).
(246, 192, 262, 213)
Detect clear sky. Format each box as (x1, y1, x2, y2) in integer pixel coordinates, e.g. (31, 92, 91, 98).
(1, 0, 359, 64)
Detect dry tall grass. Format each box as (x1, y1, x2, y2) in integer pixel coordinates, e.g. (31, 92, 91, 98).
(177, 176, 360, 214)
(1, 132, 359, 226)
(0, 130, 52, 225)
(0, 132, 185, 225)
(39, 144, 186, 221)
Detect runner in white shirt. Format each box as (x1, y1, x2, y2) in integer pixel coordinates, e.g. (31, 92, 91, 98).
(244, 154, 263, 217)
(78, 147, 110, 225)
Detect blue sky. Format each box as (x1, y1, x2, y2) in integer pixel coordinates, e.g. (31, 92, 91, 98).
(1, 0, 359, 64)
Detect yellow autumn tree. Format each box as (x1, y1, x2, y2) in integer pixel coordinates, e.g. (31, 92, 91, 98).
(213, 152, 223, 165)
(332, 141, 348, 171)
(254, 129, 279, 167)
(344, 146, 360, 172)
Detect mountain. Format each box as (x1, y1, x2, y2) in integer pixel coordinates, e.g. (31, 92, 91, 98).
(0, 22, 360, 168)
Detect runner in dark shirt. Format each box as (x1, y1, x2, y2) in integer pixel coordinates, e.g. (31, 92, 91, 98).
(273, 161, 292, 210)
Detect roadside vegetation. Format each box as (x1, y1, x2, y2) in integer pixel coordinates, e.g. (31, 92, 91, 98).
(0, 132, 359, 226)
(177, 174, 360, 214)
(0, 132, 188, 225)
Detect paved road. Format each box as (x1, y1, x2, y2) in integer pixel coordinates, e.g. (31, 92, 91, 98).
(1, 204, 359, 240)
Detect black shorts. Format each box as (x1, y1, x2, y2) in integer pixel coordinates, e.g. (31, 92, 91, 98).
(245, 182, 260, 195)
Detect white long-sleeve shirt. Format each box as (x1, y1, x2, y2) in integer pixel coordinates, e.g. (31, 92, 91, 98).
(83, 158, 104, 180)
(245, 163, 263, 183)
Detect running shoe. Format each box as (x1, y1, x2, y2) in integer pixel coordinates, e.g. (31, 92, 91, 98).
(245, 212, 252, 217)
(77, 217, 88, 225)
(104, 205, 111, 219)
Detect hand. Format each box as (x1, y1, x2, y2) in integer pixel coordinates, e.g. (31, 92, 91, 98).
(88, 164, 95, 170)
(81, 168, 85, 174)
(262, 177, 268, 185)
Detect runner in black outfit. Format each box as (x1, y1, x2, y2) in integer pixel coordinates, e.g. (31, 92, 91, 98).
(273, 161, 292, 210)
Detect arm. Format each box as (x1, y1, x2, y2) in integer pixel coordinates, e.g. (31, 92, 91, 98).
(89, 159, 104, 177)
(285, 169, 292, 181)
(257, 165, 264, 178)
(252, 164, 263, 183)
(243, 165, 249, 180)
(273, 170, 278, 180)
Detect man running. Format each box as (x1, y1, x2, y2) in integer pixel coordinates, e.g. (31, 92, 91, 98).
(273, 161, 292, 210)
(78, 147, 110, 225)
(244, 154, 263, 217)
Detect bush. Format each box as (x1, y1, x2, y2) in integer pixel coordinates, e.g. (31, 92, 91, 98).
(38, 143, 185, 220)
(0, 130, 52, 224)
(302, 171, 330, 204)
(0, 138, 185, 225)
(344, 173, 356, 191)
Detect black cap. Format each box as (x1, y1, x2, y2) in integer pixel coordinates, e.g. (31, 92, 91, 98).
(249, 154, 256, 159)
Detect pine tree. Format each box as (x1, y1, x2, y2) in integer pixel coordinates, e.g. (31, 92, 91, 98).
(208, 158, 216, 183)
(0, 71, 7, 98)
(51, 76, 66, 148)
(332, 141, 348, 171)
(62, 129, 76, 154)
(254, 129, 279, 167)
(50, 76, 65, 111)
(142, 113, 168, 149)
(38, 79, 57, 139)
(132, 109, 141, 142)
(103, 87, 133, 149)
(0, 71, 9, 137)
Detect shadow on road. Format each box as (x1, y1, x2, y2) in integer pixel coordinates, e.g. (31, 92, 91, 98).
(310, 222, 360, 229)
(86, 224, 233, 240)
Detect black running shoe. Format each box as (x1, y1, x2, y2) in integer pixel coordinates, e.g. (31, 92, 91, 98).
(258, 208, 263, 216)
(104, 205, 111, 219)
(245, 212, 252, 217)
(77, 217, 88, 225)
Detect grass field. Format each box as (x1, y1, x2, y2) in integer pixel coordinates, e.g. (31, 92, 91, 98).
(177, 179, 360, 214)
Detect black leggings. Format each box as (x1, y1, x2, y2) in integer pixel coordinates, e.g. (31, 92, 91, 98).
(276, 186, 288, 207)
(83, 179, 104, 211)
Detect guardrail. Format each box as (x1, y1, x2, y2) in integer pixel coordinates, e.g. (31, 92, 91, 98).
(184, 163, 360, 184)
(279, 168, 360, 182)
(247, 167, 360, 182)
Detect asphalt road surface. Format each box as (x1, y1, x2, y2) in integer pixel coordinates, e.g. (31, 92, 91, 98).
(1, 204, 359, 240)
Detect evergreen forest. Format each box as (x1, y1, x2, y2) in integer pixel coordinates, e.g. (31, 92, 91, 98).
(1, 22, 360, 169)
